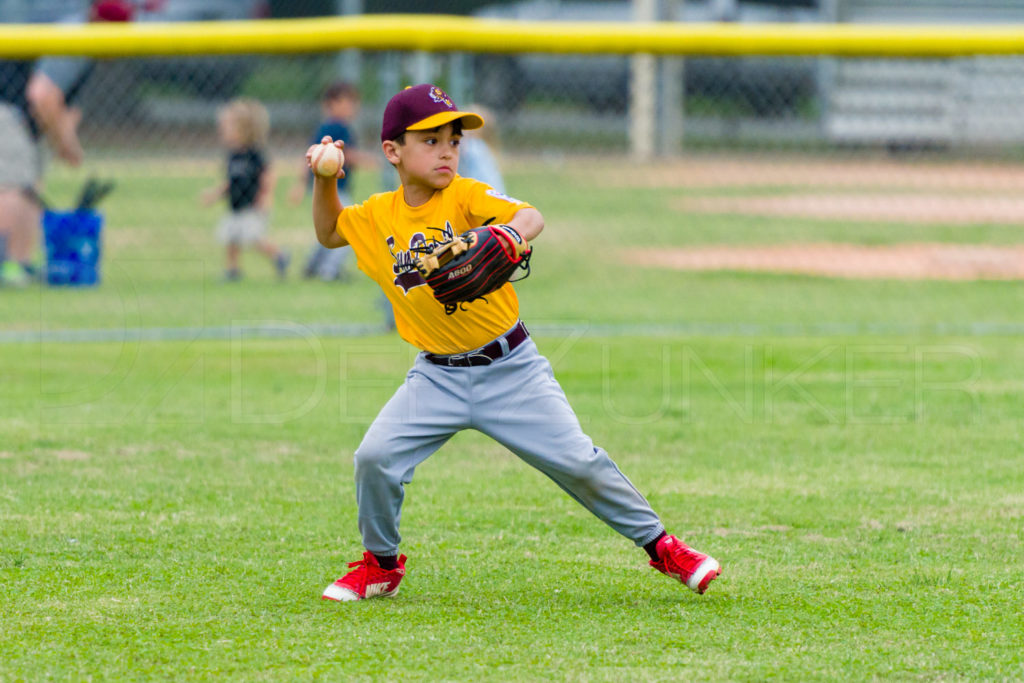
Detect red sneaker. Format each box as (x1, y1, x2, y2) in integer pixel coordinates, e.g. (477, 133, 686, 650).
(650, 535, 721, 594)
(321, 552, 407, 602)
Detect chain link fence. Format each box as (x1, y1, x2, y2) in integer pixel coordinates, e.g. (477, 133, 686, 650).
(6, 6, 1024, 291)
(12, 48, 1024, 158)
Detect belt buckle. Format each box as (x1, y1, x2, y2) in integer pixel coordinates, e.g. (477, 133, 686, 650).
(445, 353, 467, 366)
(466, 351, 493, 366)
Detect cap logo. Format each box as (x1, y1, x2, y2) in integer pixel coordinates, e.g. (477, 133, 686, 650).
(382, 83, 480, 142)
(429, 86, 454, 109)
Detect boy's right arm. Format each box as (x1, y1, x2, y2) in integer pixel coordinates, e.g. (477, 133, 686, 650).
(308, 137, 349, 248)
(312, 176, 347, 248)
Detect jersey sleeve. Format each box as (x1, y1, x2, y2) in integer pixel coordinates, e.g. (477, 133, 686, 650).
(335, 199, 372, 247)
(459, 177, 534, 227)
(335, 195, 393, 282)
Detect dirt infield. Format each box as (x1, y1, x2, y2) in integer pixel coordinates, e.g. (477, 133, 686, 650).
(676, 194, 1024, 225)
(627, 243, 1024, 280)
(603, 155, 1024, 224)
(612, 155, 1024, 279)
(612, 156, 1024, 191)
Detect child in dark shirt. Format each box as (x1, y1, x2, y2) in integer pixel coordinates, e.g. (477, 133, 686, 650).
(201, 98, 289, 281)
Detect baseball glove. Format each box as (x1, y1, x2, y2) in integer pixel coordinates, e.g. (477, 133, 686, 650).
(412, 224, 532, 314)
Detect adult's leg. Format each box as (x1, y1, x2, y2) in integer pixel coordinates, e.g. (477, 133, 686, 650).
(0, 105, 43, 268)
(0, 189, 40, 263)
(471, 339, 664, 547)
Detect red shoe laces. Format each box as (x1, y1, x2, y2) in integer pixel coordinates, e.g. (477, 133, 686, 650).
(665, 545, 700, 572)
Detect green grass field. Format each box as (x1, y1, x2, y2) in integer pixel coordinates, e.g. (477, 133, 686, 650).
(2, 158, 1023, 680)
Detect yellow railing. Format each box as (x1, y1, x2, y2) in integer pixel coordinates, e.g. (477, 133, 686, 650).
(1, 15, 1024, 58)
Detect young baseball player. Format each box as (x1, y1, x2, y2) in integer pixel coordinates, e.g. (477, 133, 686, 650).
(309, 84, 721, 602)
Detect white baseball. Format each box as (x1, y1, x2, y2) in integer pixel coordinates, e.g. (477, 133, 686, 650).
(311, 143, 345, 178)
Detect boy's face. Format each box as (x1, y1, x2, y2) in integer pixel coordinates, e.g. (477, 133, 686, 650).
(385, 123, 462, 190)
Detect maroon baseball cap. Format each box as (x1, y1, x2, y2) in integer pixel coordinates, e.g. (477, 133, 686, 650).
(381, 84, 484, 142)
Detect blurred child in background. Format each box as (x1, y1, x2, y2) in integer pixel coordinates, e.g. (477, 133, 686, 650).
(457, 103, 505, 192)
(202, 97, 288, 282)
(291, 81, 374, 281)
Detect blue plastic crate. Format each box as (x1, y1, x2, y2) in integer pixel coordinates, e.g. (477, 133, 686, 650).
(43, 209, 103, 287)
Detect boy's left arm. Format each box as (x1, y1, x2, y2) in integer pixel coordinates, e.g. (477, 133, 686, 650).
(506, 207, 544, 242)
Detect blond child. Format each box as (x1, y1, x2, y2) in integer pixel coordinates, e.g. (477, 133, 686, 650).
(201, 98, 288, 281)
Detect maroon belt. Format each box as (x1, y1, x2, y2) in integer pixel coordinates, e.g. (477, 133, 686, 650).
(424, 321, 529, 367)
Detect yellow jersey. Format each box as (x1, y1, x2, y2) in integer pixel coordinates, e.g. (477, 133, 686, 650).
(336, 176, 534, 354)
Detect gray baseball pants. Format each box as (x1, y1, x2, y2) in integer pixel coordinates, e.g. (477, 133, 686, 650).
(353, 330, 665, 556)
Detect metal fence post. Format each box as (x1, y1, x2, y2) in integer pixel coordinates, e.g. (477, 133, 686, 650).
(630, 0, 657, 161)
(660, 0, 685, 156)
(336, 0, 363, 87)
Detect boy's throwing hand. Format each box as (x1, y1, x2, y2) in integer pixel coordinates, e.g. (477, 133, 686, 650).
(306, 136, 346, 179)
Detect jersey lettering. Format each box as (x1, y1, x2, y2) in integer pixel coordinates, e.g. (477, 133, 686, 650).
(388, 233, 428, 294)
(486, 188, 521, 204)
